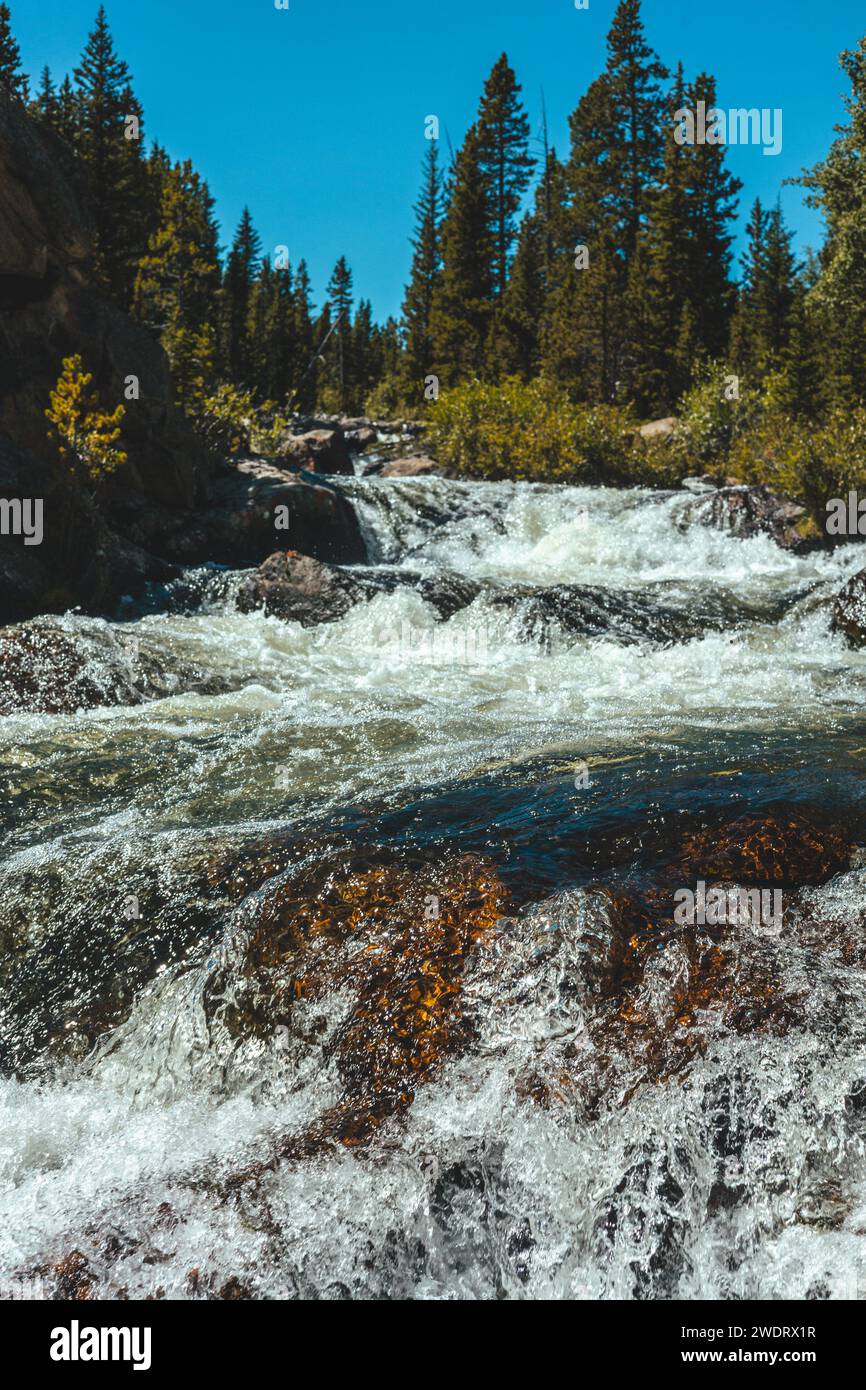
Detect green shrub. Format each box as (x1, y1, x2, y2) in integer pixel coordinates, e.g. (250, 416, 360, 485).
(189, 383, 255, 456)
(667, 364, 761, 472)
(364, 373, 413, 422)
(429, 377, 639, 484)
(730, 406, 866, 526)
(250, 402, 291, 455)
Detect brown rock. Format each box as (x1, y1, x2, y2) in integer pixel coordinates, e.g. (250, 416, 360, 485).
(172, 459, 366, 567)
(509, 811, 855, 1116)
(0, 621, 136, 715)
(236, 549, 363, 626)
(345, 425, 378, 451)
(276, 427, 353, 475)
(380, 455, 440, 478)
(638, 416, 678, 442)
(686, 484, 807, 550)
(208, 855, 508, 1181)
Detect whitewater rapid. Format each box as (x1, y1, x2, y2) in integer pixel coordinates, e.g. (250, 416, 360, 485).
(2, 477, 866, 1299)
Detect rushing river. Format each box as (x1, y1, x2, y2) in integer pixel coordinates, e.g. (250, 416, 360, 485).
(3, 476, 866, 1300)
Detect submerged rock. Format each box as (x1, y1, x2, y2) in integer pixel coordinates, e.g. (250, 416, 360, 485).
(206, 854, 507, 1175)
(0, 617, 234, 716)
(236, 552, 481, 628)
(487, 811, 856, 1116)
(487, 582, 705, 648)
(0, 622, 131, 715)
(832, 567, 866, 648)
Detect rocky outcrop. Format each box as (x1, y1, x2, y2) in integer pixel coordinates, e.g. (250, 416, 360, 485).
(0, 436, 180, 625)
(236, 549, 364, 626)
(346, 426, 378, 452)
(88, 458, 367, 572)
(832, 568, 866, 648)
(0, 98, 369, 626)
(380, 455, 440, 478)
(236, 551, 482, 628)
(0, 92, 217, 623)
(683, 483, 808, 550)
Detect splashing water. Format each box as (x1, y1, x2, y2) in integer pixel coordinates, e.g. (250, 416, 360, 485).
(2, 476, 866, 1300)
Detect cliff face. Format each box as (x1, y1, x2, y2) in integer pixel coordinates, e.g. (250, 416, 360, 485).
(0, 91, 207, 511)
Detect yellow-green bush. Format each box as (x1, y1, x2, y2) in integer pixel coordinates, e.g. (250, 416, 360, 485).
(668, 365, 761, 470)
(45, 354, 127, 489)
(189, 383, 255, 456)
(364, 373, 413, 422)
(729, 406, 866, 526)
(429, 377, 639, 484)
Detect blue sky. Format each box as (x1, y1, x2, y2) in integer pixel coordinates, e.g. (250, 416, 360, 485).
(13, 0, 866, 320)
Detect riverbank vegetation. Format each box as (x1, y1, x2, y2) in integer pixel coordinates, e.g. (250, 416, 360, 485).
(2, 0, 866, 510)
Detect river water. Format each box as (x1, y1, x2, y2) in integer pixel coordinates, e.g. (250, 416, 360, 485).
(2, 476, 866, 1299)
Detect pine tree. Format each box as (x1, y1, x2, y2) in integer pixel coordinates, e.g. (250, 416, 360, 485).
(769, 284, 825, 419)
(373, 316, 402, 388)
(133, 158, 221, 407)
(544, 1, 668, 402)
(476, 53, 534, 300)
(222, 206, 261, 387)
(0, 3, 27, 101)
(30, 66, 57, 124)
(430, 124, 493, 386)
(245, 257, 274, 398)
(800, 36, 866, 406)
(289, 260, 317, 412)
(543, 75, 625, 401)
(628, 67, 741, 412)
(259, 262, 296, 404)
(54, 75, 80, 146)
(351, 298, 376, 412)
(488, 177, 550, 382)
(74, 6, 148, 307)
(730, 199, 799, 381)
(605, 0, 668, 257)
(682, 72, 742, 364)
(400, 141, 444, 401)
(322, 256, 354, 413)
(627, 64, 693, 411)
